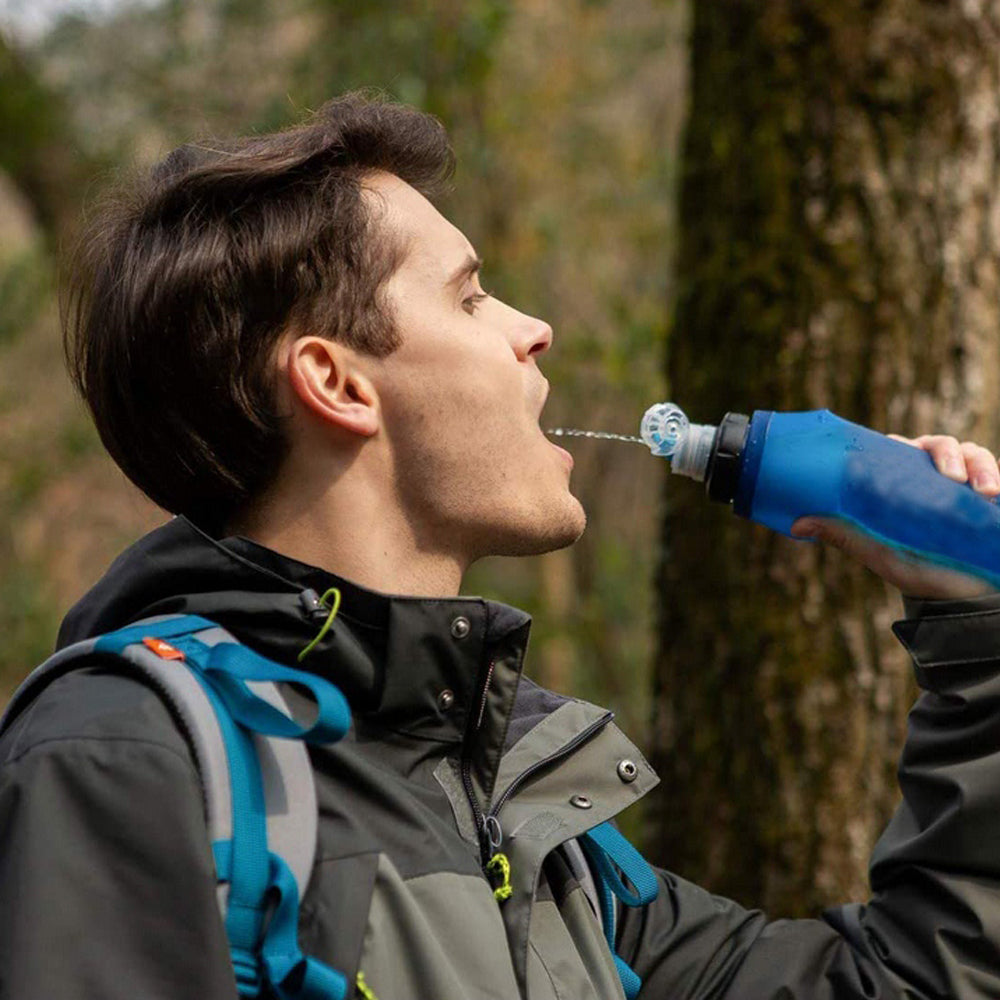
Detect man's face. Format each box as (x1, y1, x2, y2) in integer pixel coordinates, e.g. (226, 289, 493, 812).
(365, 173, 586, 565)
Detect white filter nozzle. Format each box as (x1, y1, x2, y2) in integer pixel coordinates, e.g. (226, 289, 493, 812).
(639, 402, 717, 482)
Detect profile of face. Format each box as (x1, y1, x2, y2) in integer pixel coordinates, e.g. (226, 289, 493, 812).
(365, 172, 587, 566)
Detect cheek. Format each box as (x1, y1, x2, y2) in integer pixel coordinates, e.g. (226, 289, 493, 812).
(387, 384, 531, 513)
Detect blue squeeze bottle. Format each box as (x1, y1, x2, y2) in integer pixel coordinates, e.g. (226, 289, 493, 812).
(640, 402, 1000, 587)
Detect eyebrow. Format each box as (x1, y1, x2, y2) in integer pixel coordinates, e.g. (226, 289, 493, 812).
(445, 253, 483, 288)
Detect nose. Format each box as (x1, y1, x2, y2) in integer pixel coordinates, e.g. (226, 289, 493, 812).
(510, 311, 553, 362)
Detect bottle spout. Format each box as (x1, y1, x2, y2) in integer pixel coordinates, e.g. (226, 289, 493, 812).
(640, 402, 717, 482)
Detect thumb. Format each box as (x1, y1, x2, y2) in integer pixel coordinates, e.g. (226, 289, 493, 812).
(790, 517, 824, 540)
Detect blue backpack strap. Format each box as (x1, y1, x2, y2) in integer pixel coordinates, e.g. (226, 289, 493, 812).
(581, 821, 659, 1000)
(3, 614, 351, 998)
(91, 615, 333, 900)
(94, 615, 351, 999)
(2, 613, 350, 1000)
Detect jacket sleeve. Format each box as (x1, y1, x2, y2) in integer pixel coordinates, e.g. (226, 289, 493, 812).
(0, 668, 238, 1000)
(618, 593, 1000, 999)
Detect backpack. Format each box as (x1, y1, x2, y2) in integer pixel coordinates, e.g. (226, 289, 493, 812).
(1, 611, 656, 1000)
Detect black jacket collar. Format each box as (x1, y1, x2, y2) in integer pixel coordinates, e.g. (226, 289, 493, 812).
(57, 517, 532, 755)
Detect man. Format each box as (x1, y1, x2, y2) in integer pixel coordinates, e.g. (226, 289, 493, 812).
(1, 92, 999, 999)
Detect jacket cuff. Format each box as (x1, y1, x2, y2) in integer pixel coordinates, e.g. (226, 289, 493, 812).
(901, 591, 1000, 620)
(893, 592, 1000, 690)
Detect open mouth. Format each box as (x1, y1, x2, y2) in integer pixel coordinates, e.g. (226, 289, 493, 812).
(536, 381, 572, 467)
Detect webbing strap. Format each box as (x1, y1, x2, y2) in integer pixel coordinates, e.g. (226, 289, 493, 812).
(193, 668, 270, 993)
(193, 639, 350, 744)
(94, 614, 218, 653)
(613, 955, 642, 1000)
(581, 821, 659, 1000)
(179, 635, 348, 997)
(215, 842, 348, 1000)
(582, 822, 659, 908)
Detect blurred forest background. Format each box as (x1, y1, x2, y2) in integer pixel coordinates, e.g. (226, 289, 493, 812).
(3, 0, 999, 919)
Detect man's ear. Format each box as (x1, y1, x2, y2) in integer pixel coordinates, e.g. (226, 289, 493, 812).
(284, 336, 379, 438)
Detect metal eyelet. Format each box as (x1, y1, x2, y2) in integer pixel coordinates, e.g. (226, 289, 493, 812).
(617, 759, 638, 783)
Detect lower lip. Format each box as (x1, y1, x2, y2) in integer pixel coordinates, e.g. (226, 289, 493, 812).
(549, 440, 574, 469)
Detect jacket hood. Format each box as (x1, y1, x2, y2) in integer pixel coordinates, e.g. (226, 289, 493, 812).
(57, 517, 536, 762)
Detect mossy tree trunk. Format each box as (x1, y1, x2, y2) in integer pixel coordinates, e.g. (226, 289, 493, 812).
(649, 1, 1000, 915)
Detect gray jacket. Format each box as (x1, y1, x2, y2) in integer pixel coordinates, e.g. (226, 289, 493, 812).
(1, 515, 999, 998)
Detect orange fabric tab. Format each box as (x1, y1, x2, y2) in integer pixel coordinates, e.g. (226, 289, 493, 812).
(142, 637, 185, 661)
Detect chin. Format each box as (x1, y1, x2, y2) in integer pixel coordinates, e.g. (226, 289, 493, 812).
(480, 494, 587, 558)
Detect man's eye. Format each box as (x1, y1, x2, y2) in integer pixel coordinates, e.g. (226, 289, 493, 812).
(463, 291, 490, 314)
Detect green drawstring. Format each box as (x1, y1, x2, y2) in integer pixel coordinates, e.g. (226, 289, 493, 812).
(356, 971, 378, 1000)
(297, 587, 341, 662)
(486, 852, 513, 902)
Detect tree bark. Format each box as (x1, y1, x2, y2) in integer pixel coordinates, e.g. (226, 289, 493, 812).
(650, 0, 1000, 915)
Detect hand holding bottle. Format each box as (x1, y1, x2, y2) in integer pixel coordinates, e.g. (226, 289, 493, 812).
(642, 403, 1000, 599)
(792, 434, 1000, 600)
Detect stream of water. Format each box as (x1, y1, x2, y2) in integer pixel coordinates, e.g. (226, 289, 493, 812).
(546, 428, 646, 445)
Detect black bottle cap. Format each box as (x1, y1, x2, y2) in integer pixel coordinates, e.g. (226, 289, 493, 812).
(706, 412, 750, 503)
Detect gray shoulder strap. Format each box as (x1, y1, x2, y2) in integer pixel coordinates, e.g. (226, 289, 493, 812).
(562, 836, 608, 936)
(0, 615, 317, 911)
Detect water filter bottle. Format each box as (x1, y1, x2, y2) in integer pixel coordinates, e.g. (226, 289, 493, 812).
(640, 402, 1000, 587)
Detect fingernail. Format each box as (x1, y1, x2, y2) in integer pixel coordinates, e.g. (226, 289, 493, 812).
(973, 472, 1000, 492)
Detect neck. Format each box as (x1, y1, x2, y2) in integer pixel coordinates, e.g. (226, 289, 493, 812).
(232, 479, 466, 599)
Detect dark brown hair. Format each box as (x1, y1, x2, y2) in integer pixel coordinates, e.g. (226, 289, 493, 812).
(64, 92, 454, 530)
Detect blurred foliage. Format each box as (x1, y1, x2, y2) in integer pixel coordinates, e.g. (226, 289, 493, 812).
(0, 242, 51, 346)
(0, 32, 100, 242)
(0, 0, 686, 771)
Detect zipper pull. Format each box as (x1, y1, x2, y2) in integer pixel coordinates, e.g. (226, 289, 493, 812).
(482, 815, 511, 901)
(476, 812, 503, 872)
(485, 852, 513, 902)
(484, 814, 503, 854)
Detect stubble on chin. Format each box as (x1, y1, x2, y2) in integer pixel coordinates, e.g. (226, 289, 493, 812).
(474, 495, 588, 560)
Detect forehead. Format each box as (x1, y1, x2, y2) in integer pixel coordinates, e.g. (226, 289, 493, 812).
(364, 171, 474, 281)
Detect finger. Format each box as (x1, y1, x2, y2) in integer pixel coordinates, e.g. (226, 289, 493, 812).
(791, 517, 900, 576)
(790, 517, 822, 539)
(905, 434, 967, 482)
(790, 516, 996, 598)
(790, 517, 862, 554)
(960, 441, 1000, 496)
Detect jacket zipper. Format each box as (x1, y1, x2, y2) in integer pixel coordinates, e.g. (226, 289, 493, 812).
(485, 709, 614, 842)
(462, 705, 614, 872)
(462, 658, 496, 868)
(461, 755, 490, 866)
